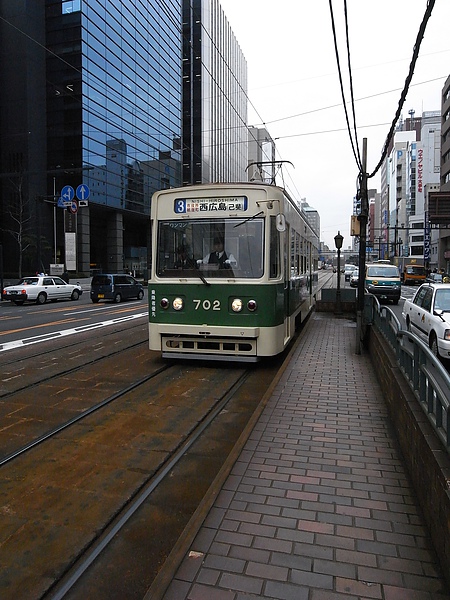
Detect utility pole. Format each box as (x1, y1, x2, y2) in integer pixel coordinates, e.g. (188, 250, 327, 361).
(356, 139, 368, 354)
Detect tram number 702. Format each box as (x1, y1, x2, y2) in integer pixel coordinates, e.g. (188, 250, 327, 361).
(193, 299, 221, 311)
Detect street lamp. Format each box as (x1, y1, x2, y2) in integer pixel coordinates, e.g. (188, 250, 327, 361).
(334, 231, 344, 314)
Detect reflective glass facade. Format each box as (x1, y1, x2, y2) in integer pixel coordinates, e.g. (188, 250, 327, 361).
(46, 0, 182, 214)
(182, 0, 247, 184)
(44, 0, 182, 274)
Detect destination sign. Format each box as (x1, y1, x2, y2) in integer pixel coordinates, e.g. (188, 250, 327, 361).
(174, 196, 248, 214)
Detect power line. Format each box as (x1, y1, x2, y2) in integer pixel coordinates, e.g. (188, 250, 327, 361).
(367, 0, 437, 179)
(260, 76, 446, 126)
(327, 0, 362, 171)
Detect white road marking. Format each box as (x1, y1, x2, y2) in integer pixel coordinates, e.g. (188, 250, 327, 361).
(0, 312, 147, 353)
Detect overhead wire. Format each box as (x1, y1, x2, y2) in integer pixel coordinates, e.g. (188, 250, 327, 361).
(367, 0, 437, 179)
(260, 75, 447, 126)
(327, 0, 362, 171)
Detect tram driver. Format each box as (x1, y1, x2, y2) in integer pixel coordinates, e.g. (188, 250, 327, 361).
(198, 238, 236, 269)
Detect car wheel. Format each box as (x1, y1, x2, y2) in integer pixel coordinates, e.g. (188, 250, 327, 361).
(71, 290, 80, 301)
(91, 298, 99, 303)
(430, 333, 439, 358)
(113, 293, 122, 303)
(36, 292, 47, 305)
(392, 299, 399, 305)
(137, 290, 144, 300)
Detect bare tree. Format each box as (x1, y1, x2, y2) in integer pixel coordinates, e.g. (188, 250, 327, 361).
(2, 175, 33, 278)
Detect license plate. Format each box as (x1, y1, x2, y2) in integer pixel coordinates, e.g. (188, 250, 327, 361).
(98, 294, 104, 298)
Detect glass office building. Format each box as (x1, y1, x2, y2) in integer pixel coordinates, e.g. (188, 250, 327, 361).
(182, 0, 247, 185)
(0, 1, 182, 276)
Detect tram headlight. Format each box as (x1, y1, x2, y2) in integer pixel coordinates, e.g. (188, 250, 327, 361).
(247, 299, 257, 312)
(172, 297, 184, 311)
(231, 298, 243, 312)
(160, 298, 169, 309)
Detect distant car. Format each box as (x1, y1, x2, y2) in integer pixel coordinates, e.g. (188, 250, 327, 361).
(426, 272, 443, 284)
(2, 276, 82, 305)
(349, 269, 359, 287)
(90, 273, 144, 303)
(344, 264, 356, 281)
(402, 282, 450, 359)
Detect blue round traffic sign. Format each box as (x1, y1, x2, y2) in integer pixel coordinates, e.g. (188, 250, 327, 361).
(76, 184, 90, 201)
(61, 185, 75, 202)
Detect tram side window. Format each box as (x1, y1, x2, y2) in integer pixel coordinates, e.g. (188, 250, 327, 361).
(270, 217, 280, 278)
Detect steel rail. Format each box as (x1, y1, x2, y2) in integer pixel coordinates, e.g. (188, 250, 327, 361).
(45, 370, 251, 600)
(0, 363, 171, 467)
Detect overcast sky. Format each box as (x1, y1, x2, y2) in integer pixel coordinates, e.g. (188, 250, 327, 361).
(219, 0, 449, 250)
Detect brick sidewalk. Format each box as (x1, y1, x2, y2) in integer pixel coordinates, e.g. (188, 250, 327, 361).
(163, 313, 450, 600)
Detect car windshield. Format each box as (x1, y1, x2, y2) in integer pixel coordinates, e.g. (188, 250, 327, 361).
(406, 266, 426, 275)
(366, 266, 399, 278)
(92, 275, 112, 285)
(434, 289, 450, 311)
(156, 218, 264, 279)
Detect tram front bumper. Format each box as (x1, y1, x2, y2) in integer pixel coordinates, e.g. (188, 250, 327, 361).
(150, 324, 261, 360)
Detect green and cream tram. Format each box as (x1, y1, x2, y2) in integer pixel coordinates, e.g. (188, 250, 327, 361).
(149, 183, 319, 361)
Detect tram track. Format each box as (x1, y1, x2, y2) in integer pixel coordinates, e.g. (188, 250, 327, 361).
(0, 355, 273, 600)
(44, 369, 252, 600)
(0, 363, 171, 467)
(0, 320, 147, 396)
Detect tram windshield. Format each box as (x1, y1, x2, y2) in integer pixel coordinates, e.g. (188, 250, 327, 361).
(156, 218, 264, 278)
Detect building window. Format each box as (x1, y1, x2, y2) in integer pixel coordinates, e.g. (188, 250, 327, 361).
(62, 0, 81, 13)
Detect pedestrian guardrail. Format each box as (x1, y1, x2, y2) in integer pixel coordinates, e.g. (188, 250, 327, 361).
(367, 294, 450, 454)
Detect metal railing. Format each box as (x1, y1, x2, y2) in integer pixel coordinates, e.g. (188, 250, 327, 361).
(367, 294, 450, 453)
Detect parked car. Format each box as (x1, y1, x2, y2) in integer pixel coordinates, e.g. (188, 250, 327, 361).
(90, 273, 144, 303)
(2, 275, 82, 305)
(344, 264, 356, 281)
(349, 269, 359, 287)
(402, 282, 450, 359)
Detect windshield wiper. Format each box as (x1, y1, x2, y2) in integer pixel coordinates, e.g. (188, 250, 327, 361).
(197, 271, 210, 286)
(234, 211, 264, 228)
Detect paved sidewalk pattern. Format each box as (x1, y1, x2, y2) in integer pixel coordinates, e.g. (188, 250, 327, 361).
(164, 314, 450, 600)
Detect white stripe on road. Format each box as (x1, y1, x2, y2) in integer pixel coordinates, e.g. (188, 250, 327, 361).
(0, 312, 147, 353)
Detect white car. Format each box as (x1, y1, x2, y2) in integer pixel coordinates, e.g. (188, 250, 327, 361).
(344, 264, 356, 281)
(402, 283, 450, 359)
(350, 269, 359, 287)
(2, 276, 83, 306)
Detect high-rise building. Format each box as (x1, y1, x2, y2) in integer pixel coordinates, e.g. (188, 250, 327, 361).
(182, 0, 248, 185)
(0, 1, 182, 276)
(381, 110, 440, 262)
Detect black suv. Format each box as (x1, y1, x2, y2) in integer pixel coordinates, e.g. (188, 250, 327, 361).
(90, 274, 145, 303)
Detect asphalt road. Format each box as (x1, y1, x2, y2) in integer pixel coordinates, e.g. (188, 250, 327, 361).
(0, 286, 147, 352)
